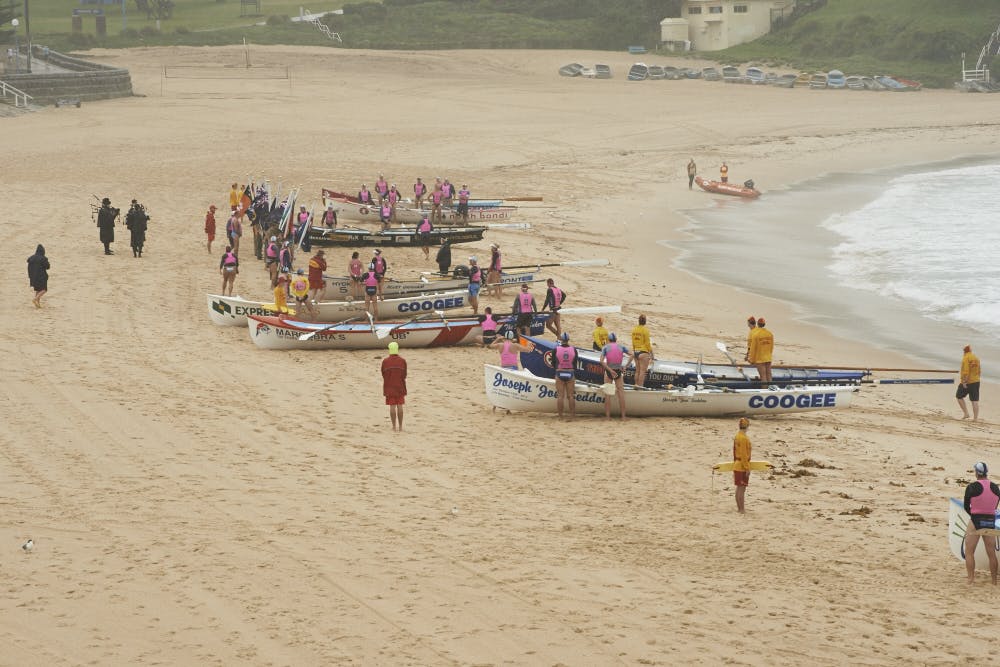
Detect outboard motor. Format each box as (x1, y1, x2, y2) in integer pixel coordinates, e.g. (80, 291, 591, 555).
(744, 179, 755, 189)
(452, 265, 470, 279)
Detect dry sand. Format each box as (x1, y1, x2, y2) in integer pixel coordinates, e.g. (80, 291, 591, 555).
(2, 46, 998, 665)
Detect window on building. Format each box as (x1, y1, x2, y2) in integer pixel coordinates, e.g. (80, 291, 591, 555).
(734, 4, 748, 12)
(688, 6, 702, 14)
(709, 6, 723, 13)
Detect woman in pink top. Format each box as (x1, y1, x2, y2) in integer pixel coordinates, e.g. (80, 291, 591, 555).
(348, 251, 363, 300)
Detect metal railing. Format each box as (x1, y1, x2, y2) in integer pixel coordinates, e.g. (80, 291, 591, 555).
(0, 80, 33, 107)
(301, 8, 342, 42)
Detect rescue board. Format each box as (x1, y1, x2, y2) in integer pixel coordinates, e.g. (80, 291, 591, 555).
(712, 461, 774, 472)
(948, 497, 1000, 570)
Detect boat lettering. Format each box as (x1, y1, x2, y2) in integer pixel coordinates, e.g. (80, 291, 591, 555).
(748, 393, 836, 409)
(396, 297, 465, 313)
(235, 305, 279, 317)
(492, 372, 532, 394)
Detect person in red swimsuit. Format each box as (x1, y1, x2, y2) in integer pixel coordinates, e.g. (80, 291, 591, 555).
(381, 341, 408, 432)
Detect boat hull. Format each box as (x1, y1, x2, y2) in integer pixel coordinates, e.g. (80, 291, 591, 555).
(695, 176, 760, 199)
(248, 313, 552, 350)
(518, 336, 866, 388)
(207, 289, 468, 327)
(308, 225, 486, 247)
(322, 190, 513, 225)
(484, 365, 858, 417)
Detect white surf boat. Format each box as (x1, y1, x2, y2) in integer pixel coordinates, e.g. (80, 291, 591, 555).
(484, 365, 859, 418)
(207, 289, 468, 327)
(247, 313, 553, 351)
(322, 190, 514, 225)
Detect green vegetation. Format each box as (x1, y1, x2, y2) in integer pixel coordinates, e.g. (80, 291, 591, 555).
(717, 0, 1000, 87)
(5, 0, 999, 87)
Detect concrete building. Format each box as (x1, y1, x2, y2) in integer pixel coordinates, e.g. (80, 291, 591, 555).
(662, 0, 795, 52)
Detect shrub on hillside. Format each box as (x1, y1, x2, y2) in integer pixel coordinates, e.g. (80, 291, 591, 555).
(139, 26, 160, 37)
(266, 14, 289, 25)
(342, 2, 387, 21)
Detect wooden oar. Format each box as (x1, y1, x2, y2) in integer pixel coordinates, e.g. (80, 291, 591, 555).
(774, 364, 957, 373)
(298, 313, 369, 341)
(375, 310, 445, 340)
(502, 259, 609, 270)
(485, 222, 531, 230)
(715, 342, 749, 379)
(477, 196, 544, 202)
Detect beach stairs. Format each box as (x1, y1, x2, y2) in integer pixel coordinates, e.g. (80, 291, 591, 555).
(299, 8, 343, 42)
(0, 80, 36, 113)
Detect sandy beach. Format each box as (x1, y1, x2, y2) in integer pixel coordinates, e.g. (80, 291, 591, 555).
(2, 46, 998, 664)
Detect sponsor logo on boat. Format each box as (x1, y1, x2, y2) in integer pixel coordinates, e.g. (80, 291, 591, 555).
(396, 296, 465, 313)
(748, 393, 836, 409)
(255, 322, 270, 336)
(538, 385, 604, 403)
(235, 304, 280, 317)
(492, 373, 533, 395)
(211, 300, 233, 316)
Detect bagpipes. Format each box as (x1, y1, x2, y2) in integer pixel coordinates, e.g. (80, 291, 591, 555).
(91, 194, 120, 224)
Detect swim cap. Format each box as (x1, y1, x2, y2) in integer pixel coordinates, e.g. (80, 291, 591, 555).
(505, 330, 516, 340)
(296, 268, 304, 275)
(388, 341, 399, 355)
(560, 332, 570, 343)
(270, 236, 277, 242)
(756, 317, 766, 326)
(975, 461, 988, 475)
(739, 417, 750, 429)
(608, 332, 617, 342)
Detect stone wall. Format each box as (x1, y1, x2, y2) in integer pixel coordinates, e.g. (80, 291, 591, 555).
(1, 47, 133, 105)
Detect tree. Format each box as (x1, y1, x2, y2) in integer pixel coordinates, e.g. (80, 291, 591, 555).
(0, 1, 20, 41)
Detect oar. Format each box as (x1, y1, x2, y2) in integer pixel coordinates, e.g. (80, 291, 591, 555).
(375, 310, 445, 340)
(502, 259, 609, 270)
(715, 342, 749, 379)
(486, 222, 531, 230)
(772, 364, 957, 373)
(298, 313, 368, 341)
(477, 196, 544, 202)
(869, 378, 956, 385)
(559, 305, 622, 315)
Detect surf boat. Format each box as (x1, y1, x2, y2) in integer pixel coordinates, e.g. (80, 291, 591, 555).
(745, 67, 766, 84)
(694, 175, 761, 199)
(207, 289, 468, 327)
(517, 336, 867, 389)
(845, 75, 865, 90)
(826, 69, 847, 89)
(702, 67, 721, 81)
(773, 73, 797, 88)
(308, 225, 486, 248)
(484, 365, 858, 418)
(594, 64, 612, 79)
(247, 313, 552, 351)
(809, 73, 828, 89)
(875, 75, 911, 91)
(722, 66, 744, 83)
(322, 190, 514, 225)
(662, 66, 681, 80)
(646, 65, 665, 80)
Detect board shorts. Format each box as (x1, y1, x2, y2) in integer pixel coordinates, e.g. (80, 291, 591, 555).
(468, 282, 481, 297)
(957, 382, 980, 401)
(418, 232, 430, 243)
(457, 202, 469, 215)
(365, 286, 378, 296)
(971, 514, 996, 531)
(556, 370, 575, 382)
(385, 395, 405, 406)
(351, 275, 363, 283)
(515, 313, 533, 330)
(733, 471, 750, 487)
(482, 331, 497, 345)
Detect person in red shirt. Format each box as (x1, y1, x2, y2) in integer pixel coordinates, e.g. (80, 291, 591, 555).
(204, 205, 217, 253)
(381, 341, 408, 432)
(308, 249, 327, 304)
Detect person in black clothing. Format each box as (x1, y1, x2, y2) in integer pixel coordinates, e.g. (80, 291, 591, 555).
(97, 197, 118, 255)
(126, 199, 149, 258)
(964, 461, 1000, 585)
(435, 237, 451, 275)
(27, 244, 49, 308)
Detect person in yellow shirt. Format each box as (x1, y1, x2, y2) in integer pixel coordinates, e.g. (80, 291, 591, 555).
(750, 317, 774, 383)
(630, 314, 653, 387)
(733, 417, 751, 513)
(720, 162, 729, 183)
(228, 182, 240, 212)
(744, 315, 756, 362)
(957, 344, 981, 421)
(592, 317, 609, 351)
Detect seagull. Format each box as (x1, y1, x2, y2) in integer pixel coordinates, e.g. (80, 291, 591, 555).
(22, 539, 33, 553)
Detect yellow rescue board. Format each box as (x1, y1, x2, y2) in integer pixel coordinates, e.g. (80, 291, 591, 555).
(262, 304, 296, 315)
(713, 461, 774, 472)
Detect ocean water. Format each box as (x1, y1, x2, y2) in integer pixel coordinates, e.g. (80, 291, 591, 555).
(670, 157, 1000, 378)
(825, 163, 1000, 340)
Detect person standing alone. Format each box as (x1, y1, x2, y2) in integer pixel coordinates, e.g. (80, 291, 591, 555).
(963, 461, 999, 585)
(720, 161, 729, 183)
(750, 317, 774, 383)
(733, 417, 752, 514)
(957, 345, 981, 421)
(27, 244, 49, 308)
(381, 341, 408, 432)
(687, 158, 697, 189)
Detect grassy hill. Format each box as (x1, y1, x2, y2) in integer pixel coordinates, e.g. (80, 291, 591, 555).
(10, 0, 1000, 87)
